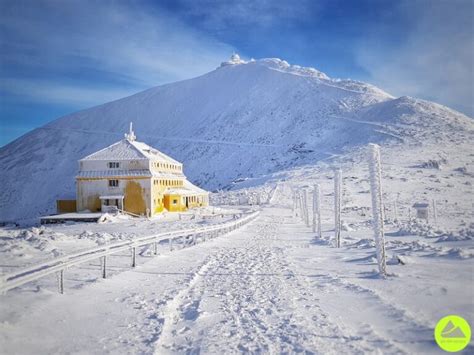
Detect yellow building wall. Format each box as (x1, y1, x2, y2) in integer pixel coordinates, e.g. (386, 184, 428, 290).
(152, 181, 166, 214)
(124, 181, 147, 215)
(163, 194, 186, 212)
(76, 172, 207, 216)
(152, 178, 185, 214)
(56, 200, 77, 213)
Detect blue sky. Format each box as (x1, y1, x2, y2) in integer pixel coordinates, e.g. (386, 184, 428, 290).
(1, 0, 472, 147)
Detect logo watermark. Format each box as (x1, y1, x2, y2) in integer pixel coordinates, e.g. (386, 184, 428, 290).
(434, 315, 471, 352)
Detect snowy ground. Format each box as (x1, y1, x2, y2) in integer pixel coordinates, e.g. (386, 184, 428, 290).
(0, 183, 473, 354)
(0, 206, 245, 273)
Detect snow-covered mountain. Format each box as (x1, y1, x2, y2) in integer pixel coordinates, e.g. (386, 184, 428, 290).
(1, 56, 473, 221)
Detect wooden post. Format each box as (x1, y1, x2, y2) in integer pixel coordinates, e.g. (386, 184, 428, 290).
(57, 270, 64, 294)
(432, 199, 438, 224)
(368, 144, 387, 277)
(314, 184, 322, 239)
(131, 247, 137, 267)
(292, 189, 296, 217)
(299, 191, 304, 221)
(153, 242, 158, 255)
(303, 189, 310, 226)
(394, 200, 398, 222)
(102, 255, 107, 279)
(0, 274, 5, 296)
(169, 238, 173, 251)
(312, 186, 317, 233)
(334, 169, 342, 248)
(295, 190, 299, 217)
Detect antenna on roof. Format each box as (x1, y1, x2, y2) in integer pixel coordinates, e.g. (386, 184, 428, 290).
(125, 122, 136, 142)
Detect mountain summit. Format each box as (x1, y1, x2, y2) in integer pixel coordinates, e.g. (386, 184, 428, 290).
(1, 56, 472, 221)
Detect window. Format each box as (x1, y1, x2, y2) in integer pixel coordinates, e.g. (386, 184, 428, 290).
(172, 199, 178, 205)
(108, 162, 120, 169)
(108, 179, 119, 187)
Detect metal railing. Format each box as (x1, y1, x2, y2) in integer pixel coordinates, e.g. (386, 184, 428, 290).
(0, 210, 260, 294)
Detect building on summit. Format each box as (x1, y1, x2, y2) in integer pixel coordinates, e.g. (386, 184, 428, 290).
(74, 123, 209, 216)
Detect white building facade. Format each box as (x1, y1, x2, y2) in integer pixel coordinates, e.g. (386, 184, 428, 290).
(76, 124, 209, 216)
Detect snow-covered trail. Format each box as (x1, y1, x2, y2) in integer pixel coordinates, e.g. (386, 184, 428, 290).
(152, 205, 439, 354)
(1, 189, 462, 354)
(154, 207, 365, 354)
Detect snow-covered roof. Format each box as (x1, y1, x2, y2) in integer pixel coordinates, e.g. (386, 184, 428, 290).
(152, 172, 185, 179)
(77, 169, 186, 180)
(184, 179, 208, 195)
(163, 180, 209, 196)
(77, 169, 152, 179)
(164, 188, 196, 196)
(80, 139, 181, 165)
(130, 140, 181, 165)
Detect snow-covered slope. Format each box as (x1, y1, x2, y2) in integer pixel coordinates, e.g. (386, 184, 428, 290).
(1, 57, 473, 221)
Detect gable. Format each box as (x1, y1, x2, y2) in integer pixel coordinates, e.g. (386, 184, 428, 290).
(81, 140, 147, 161)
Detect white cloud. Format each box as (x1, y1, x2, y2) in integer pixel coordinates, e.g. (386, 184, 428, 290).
(355, 1, 473, 117)
(0, 0, 234, 106)
(0, 78, 137, 106)
(177, 0, 320, 30)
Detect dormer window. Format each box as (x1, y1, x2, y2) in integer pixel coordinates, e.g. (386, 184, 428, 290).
(108, 162, 120, 169)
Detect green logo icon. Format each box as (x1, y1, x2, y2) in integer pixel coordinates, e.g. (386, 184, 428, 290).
(435, 315, 471, 352)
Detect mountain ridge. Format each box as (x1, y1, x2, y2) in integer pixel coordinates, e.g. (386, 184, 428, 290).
(1, 56, 472, 221)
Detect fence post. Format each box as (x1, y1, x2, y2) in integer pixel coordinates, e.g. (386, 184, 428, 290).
(299, 190, 304, 223)
(292, 189, 297, 217)
(131, 247, 137, 267)
(368, 143, 387, 277)
(312, 186, 317, 232)
(295, 190, 300, 217)
(192, 234, 196, 245)
(432, 199, 438, 225)
(153, 241, 158, 255)
(169, 237, 173, 251)
(298, 190, 302, 220)
(305, 190, 309, 226)
(334, 169, 342, 248)
(300, 191, 305, 221)
(57, 269, 64, 294)
(314, 184, 322, 239)
(394, 199, 398, 222)
(102, 255, 107, 278)
(0, 273, 5, 296)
